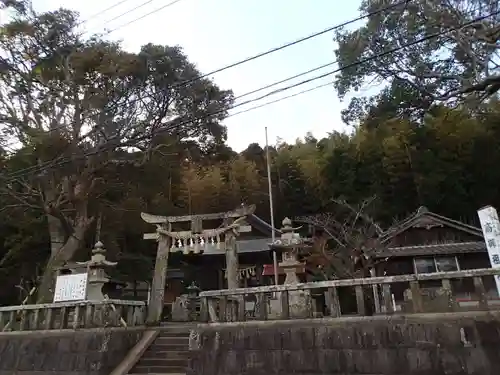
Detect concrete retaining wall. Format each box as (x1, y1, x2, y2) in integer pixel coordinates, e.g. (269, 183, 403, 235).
(187, 311, 500, 375)
(0, 328, 143, 375)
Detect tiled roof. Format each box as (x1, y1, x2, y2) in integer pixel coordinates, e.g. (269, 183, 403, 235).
(373, 241, 486, 258)
(380, 206, 483, 244)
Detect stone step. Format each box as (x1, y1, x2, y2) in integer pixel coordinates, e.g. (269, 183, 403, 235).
(159, 327, 190, 337)
(151, 337, 189, 349)
(148, 345, 188, 353)
(155, 335, 189, 342)
(130, 365, 187, 373)
(137, 358, 188, 367)
(142, 350, 190, 359)
(158, 330, 191, 338)
(149, 341, 189, 351)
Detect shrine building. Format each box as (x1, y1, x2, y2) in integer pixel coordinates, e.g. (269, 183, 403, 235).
(371, 206, 496, 308)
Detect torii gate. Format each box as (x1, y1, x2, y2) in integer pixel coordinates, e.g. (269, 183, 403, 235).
(141, 205, 255, 323)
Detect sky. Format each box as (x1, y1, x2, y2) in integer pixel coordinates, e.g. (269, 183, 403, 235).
(30, 0, 363, 151)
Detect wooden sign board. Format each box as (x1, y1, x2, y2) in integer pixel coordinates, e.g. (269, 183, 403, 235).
(53, 273, 88, 302)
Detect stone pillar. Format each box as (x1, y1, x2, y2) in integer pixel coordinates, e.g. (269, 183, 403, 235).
(224, 219, 239, 290)
(147, 230, 172, 324)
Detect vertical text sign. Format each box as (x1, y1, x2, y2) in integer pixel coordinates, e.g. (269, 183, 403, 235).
(53, 273, 88, 303)
(477, 205, 500, 295)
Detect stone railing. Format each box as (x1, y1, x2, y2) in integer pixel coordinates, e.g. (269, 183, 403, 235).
(198, 268, 500, 322)
(0, 299, 146, 331)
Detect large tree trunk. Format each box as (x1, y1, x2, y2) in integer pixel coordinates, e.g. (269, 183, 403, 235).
(47, 214, 66, 255)
(36, 216, 90, 303)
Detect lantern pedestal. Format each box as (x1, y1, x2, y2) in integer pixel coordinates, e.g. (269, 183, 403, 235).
(280, 253, 309, 318)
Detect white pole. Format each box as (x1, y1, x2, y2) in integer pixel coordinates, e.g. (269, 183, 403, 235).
(265, 127, 279, 286)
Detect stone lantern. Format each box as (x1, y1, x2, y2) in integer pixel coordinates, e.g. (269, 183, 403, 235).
(77, 241, 117, 301)
(186, 282, 201, 321)
(269, 217, 311, 318)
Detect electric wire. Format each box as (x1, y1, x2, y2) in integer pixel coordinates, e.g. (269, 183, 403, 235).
(158, 0, 412, 92)
(105, 0, 185, 35)
(1, 0, 410, 144)
(118, 9, 500, 146)
(99, 0, 155, 29)
(78, 0, 134, 26)
(0, 58, 334, 153)
(4, 9, 497, 182)
(0, 0, 186, 150)
(4, 8, 497, 180)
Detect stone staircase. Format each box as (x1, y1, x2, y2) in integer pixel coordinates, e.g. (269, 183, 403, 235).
(128, 329, 190, 375)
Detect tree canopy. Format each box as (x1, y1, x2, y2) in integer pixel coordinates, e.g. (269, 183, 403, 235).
(334, 0, 500, 124)
(0, 1, 233, 301)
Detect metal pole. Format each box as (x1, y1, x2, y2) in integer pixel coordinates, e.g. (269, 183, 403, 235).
(265, 127, 279, 286)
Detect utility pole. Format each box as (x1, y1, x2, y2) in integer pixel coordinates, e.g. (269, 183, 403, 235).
(265, 127, 279, 285)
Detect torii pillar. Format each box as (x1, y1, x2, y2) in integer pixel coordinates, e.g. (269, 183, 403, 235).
(148, 228, 171, 324)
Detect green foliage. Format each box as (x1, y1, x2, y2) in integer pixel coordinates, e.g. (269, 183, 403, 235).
(334, 0, 500, 124)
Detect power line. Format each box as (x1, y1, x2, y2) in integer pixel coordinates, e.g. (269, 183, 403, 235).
(4, 9, 498, 182)
(0, 58, 334, 154)
(99, 0, 155, 29)
(78, 0, 134, 25)
(164, 0, 411, 90)
(130, 8, 500, 142)
(2, 80, 335, 181)
(103, 0, 410, 78)
(4, 57, 336, 142)
(0, 0, 410, 153)
(236, 60, 337, 100)
(0, 57, 350, 173)
(230, 80, 334, 118)
(2, 2, 186, 153)
(105, 0, 185, 35)
(4, 7, 497, 180)
(0, 54, 344, 152)
(0, 0, 186, 152)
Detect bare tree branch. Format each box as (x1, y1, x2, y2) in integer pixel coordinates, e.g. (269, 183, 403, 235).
(295, 197, 388, 280)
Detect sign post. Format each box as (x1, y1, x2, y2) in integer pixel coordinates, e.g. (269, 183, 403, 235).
(477, 205, 500, 295)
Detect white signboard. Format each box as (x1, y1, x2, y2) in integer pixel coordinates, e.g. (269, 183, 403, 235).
(53, 273, 88, 302)
(477, 205, 500, 295)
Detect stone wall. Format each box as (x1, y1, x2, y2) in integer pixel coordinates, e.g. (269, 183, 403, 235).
(188, 311, 500, 375)
(0, 328, 142, 375)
